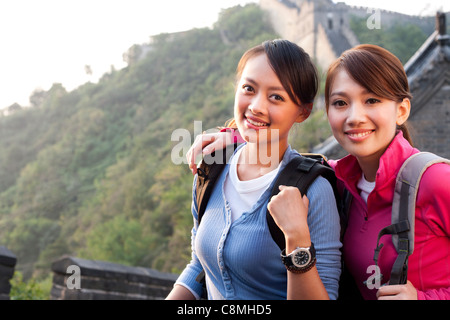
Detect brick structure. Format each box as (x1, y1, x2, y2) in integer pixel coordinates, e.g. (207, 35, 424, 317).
(50, 255, 178, 300)
(259, 0, 433, 73)
(404, 12, 450, 158)
(260, 0, 359, 71)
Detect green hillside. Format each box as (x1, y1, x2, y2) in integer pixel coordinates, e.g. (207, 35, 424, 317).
(0, 3, 433, 287)
(0, 4, 283, 279)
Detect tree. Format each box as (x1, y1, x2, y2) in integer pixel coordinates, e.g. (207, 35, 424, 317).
(29, 88, 47, 107)
(0, 4, 283, 280)
(350, 16, 427, 63)
(7, 103, 22, 114)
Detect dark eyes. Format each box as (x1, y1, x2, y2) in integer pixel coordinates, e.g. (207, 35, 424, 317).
(366, 98, 380, 104)
(330, 98, 381, 107)
(241, 85, 285, 102)
(272, 94, 284, 102)
(331, 100, 346, 107)
(242, 84, 254, 93)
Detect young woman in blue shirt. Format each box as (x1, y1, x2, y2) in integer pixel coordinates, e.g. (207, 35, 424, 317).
(166, 40, 341, 300)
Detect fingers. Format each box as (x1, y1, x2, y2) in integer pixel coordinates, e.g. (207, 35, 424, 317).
(278, 184, 295, 192)
(277, 185, 301, 197)
(376, 281, 418, 300)
(186, 134, 216, 175)
(278, 185, 301, 195)
(277, 185, 309, 210)
(202, 136, 229, 157)
(186, 131, 235, 175)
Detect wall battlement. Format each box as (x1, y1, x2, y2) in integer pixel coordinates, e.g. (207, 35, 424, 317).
(259, 0, 435, 70)
(50, 255, 178, 300)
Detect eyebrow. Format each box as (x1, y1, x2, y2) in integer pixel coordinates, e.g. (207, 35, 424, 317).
(329, 91, 348, 98)
(244, 77, 285, 91)
(330, 89, 372, 98)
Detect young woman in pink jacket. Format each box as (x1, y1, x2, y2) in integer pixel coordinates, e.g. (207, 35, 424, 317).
(323, 44, 450, 300)
(186, 44, 450, 300)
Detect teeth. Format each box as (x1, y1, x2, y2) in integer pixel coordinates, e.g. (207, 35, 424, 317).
(348, 131, 372, 138)
(247, 118, 268, 127)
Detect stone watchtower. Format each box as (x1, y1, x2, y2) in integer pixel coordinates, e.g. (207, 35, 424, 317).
(260, 0, 359, 71)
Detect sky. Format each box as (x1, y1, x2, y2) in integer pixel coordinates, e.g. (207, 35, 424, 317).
(0, 0, 448, 109)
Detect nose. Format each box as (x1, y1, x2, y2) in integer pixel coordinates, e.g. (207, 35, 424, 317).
(346, 103, 367, 125)
(249, 93, 268, 115)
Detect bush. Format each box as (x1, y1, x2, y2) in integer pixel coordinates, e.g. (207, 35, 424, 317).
(9, 271, 51, 300)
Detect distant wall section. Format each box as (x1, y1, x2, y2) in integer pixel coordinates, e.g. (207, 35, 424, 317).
(51, 256, 178, 300)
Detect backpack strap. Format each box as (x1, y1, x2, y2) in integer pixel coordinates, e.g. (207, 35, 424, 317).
(374, 152, 450, 285)
(196, 143, 237, 224)
(194, 143, 237, 298)
(195, 150, 340, 297)
(266, 154, 338, 250)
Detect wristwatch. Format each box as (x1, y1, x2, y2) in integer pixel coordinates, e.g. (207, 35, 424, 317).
(281, 243, 316, 274)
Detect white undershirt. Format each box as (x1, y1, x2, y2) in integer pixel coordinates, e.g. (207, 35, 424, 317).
(357, 174, 376, 204)
(224, 147, 282, 222)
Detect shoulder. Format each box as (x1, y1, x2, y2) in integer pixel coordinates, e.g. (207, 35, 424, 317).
(308, 175, 335, 196)
(307, 175, 340, 221)
(416, 161, 450, 233)
(419, 162, 450, 195)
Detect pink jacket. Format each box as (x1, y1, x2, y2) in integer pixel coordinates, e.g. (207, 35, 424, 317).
(330, 132, 450, 300)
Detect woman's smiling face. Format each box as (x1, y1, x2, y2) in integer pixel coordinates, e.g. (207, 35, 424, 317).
(327, 69, 409, 163)
(234, 53, 306, 149)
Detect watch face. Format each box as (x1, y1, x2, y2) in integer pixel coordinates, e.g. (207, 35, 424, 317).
(292, 249, 310, 267)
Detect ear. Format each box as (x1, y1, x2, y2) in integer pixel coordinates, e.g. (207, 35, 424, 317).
(396, 98, 410, 126)
(295, 103, 313, 123)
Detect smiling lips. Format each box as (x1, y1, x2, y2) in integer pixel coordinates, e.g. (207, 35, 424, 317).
(246, 116, 269, 128)
(345, 129, 374, 141)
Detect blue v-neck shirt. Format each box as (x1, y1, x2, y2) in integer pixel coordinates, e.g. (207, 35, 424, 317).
(176, 145, 342, 300)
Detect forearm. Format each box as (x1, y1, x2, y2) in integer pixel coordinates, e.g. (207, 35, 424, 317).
(285, 234, 329, 300)
(166, 284, 197, 300)
(287, 267, 329, 300)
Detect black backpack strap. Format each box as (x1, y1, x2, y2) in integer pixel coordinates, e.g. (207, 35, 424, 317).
(339, 188, 352, 240)
(194, 143, 237, 298)
(196, 143, 237, 224)
(266, 155, 337, 250)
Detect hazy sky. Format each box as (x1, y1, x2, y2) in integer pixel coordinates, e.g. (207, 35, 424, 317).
(0, 0, 448, 109)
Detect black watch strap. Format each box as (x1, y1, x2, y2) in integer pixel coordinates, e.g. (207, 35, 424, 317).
(281, 243, 316, 274)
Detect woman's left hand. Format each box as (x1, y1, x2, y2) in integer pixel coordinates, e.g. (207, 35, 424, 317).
(376, 281, 418, 300)
(267, 185, 310, 244)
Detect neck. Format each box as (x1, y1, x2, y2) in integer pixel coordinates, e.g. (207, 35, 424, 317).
(357, 159, 379, 182)
(237, 140, 287, 180)
(243, 139, 287, 165)
(355, 134, 398, 182)
(355, 150, 385, 182)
